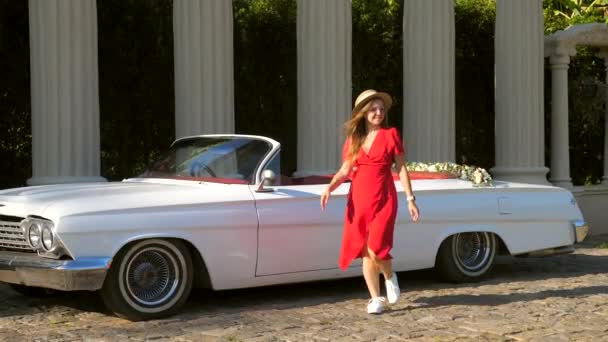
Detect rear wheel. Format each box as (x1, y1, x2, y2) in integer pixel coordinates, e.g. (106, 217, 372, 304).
(101, 239, 193, 321)
(435, 232, 497, 283)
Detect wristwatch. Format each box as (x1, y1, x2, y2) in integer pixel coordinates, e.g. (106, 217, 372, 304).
(406, 195, 415, 201)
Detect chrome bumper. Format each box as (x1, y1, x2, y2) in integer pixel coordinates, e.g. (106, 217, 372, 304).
(573, 220, 589, 243)
(0, 252, 110, 291)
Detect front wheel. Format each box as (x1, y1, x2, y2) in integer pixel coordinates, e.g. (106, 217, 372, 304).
(101, 239, 194, 321)
(435, 232, 497, 283)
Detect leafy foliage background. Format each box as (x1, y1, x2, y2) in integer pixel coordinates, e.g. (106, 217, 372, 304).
(0, 0, 31, 189)
(97, 0, 175, 181)
(0, 0, 606, 188)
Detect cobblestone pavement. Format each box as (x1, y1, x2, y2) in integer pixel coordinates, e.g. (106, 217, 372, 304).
(1, 237, 608, 342)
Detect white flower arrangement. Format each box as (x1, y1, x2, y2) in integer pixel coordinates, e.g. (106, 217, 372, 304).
(404, 162, 494, 186)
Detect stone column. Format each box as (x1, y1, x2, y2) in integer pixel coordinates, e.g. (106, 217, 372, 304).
(403, 0, 455, 162)
(492, 0, 549, 184)
(173, 0, 234, 138)
(296, 0, 351, 176)
(548, 53, 573, 188)
(28, 0, 105, 185)
(601, 52, 608, 185)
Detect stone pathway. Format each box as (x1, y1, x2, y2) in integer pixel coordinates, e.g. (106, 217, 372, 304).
(1, 237, 607, 341)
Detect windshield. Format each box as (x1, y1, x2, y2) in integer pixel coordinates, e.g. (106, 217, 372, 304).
(138, 136, 272, 184)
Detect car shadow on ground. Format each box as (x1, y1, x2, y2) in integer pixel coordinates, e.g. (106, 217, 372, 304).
(0, 285, 110, 319)
(405, 284, 608, 311)
(1, 252, 607, 320)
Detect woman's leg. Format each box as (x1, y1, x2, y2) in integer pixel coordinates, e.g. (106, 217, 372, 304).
(368, 246, 400, 304)
(361, 247, 380, 298)
(367, 247, 393, 280)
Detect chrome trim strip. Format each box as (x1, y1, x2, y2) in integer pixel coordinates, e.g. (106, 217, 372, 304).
(573, 220, 589, 243)
(0, 252, 110, 291)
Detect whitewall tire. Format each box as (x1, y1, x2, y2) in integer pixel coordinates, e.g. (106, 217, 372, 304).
(101, 239, 193, 320)
(436, 232, 497, 283)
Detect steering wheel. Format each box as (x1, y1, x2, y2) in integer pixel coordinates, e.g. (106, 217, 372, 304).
(191, 163, 217, 178)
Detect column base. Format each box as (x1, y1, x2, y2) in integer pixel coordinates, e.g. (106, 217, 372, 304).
(602, 176, 608, 186)
(27, 176, 107, 186)
(490, 166, 550, 185)
(550, 177, 574, 189)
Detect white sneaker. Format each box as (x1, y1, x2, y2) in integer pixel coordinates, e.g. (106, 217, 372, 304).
(367, 297, 386, 314)
(385, 273, 400, 304)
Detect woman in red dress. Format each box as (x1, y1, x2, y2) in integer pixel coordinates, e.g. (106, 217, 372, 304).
(320, 89, 420, 314)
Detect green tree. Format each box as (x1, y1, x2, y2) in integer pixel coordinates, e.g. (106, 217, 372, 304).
(352, 0, 403, 131)
(545, 0, 608, 33)
(0, 0, 31, 189)
(454, 0, 496, 168)
(233, 0, 297, 175)
(97, 0, 175, 181)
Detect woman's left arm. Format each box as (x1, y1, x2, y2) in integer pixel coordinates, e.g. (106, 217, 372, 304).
(394, 154, 420, 222)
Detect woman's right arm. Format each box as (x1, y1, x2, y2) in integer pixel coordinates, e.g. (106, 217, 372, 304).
(327, 160, 352, 192)
(320, 160, 352, 210)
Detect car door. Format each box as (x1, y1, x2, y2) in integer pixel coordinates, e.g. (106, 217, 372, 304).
(252, 153, 355, 276)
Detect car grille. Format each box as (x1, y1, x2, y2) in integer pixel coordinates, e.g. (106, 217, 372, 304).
(0, 215, 34, 252)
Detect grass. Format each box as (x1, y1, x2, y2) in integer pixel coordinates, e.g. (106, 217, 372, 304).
(595, 242, 608, 249)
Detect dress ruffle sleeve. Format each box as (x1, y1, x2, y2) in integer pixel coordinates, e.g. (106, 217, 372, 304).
(390, 127, 405, 156)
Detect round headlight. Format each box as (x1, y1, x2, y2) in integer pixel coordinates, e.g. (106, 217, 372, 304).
(28, 222, 42, 248)
(42, 224, 54, 251)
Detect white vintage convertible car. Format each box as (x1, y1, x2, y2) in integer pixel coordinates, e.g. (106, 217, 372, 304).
(0, 134, 589, 320)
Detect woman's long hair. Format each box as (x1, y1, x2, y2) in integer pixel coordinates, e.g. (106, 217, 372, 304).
(344, 98, 388, 164)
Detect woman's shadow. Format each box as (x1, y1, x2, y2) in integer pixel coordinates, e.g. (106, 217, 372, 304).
(387, 252, 608, 313)
(401, 284, 608, 311)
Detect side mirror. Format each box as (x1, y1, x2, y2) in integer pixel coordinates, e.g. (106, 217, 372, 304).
(255, 169, 276, 193)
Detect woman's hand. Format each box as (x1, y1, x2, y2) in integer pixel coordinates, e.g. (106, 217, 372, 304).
(408, 200, 420, 222)
(320, 188, 331, 210)
(320, 162, 351, 211)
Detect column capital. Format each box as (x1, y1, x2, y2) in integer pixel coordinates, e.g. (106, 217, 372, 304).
(544, 40, 577, 59)
(549, 54, 571, 66)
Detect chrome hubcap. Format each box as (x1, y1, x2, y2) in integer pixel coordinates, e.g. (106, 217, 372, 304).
(126, 248, 179, 306)
(453, 232, 492, 272)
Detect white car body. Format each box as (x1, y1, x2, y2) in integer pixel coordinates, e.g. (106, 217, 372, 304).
(0, 134, 589, 318)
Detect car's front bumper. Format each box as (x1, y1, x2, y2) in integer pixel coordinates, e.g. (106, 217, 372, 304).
(0, 252, 110, 291)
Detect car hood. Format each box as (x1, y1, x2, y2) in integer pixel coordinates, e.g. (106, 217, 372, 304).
(0, 180, 249, 220)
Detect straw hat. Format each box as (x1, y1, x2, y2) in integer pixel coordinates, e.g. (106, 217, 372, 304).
(351, 89, 393, 117)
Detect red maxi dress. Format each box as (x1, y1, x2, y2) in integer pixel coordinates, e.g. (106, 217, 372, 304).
(338, 127, 405, 270)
